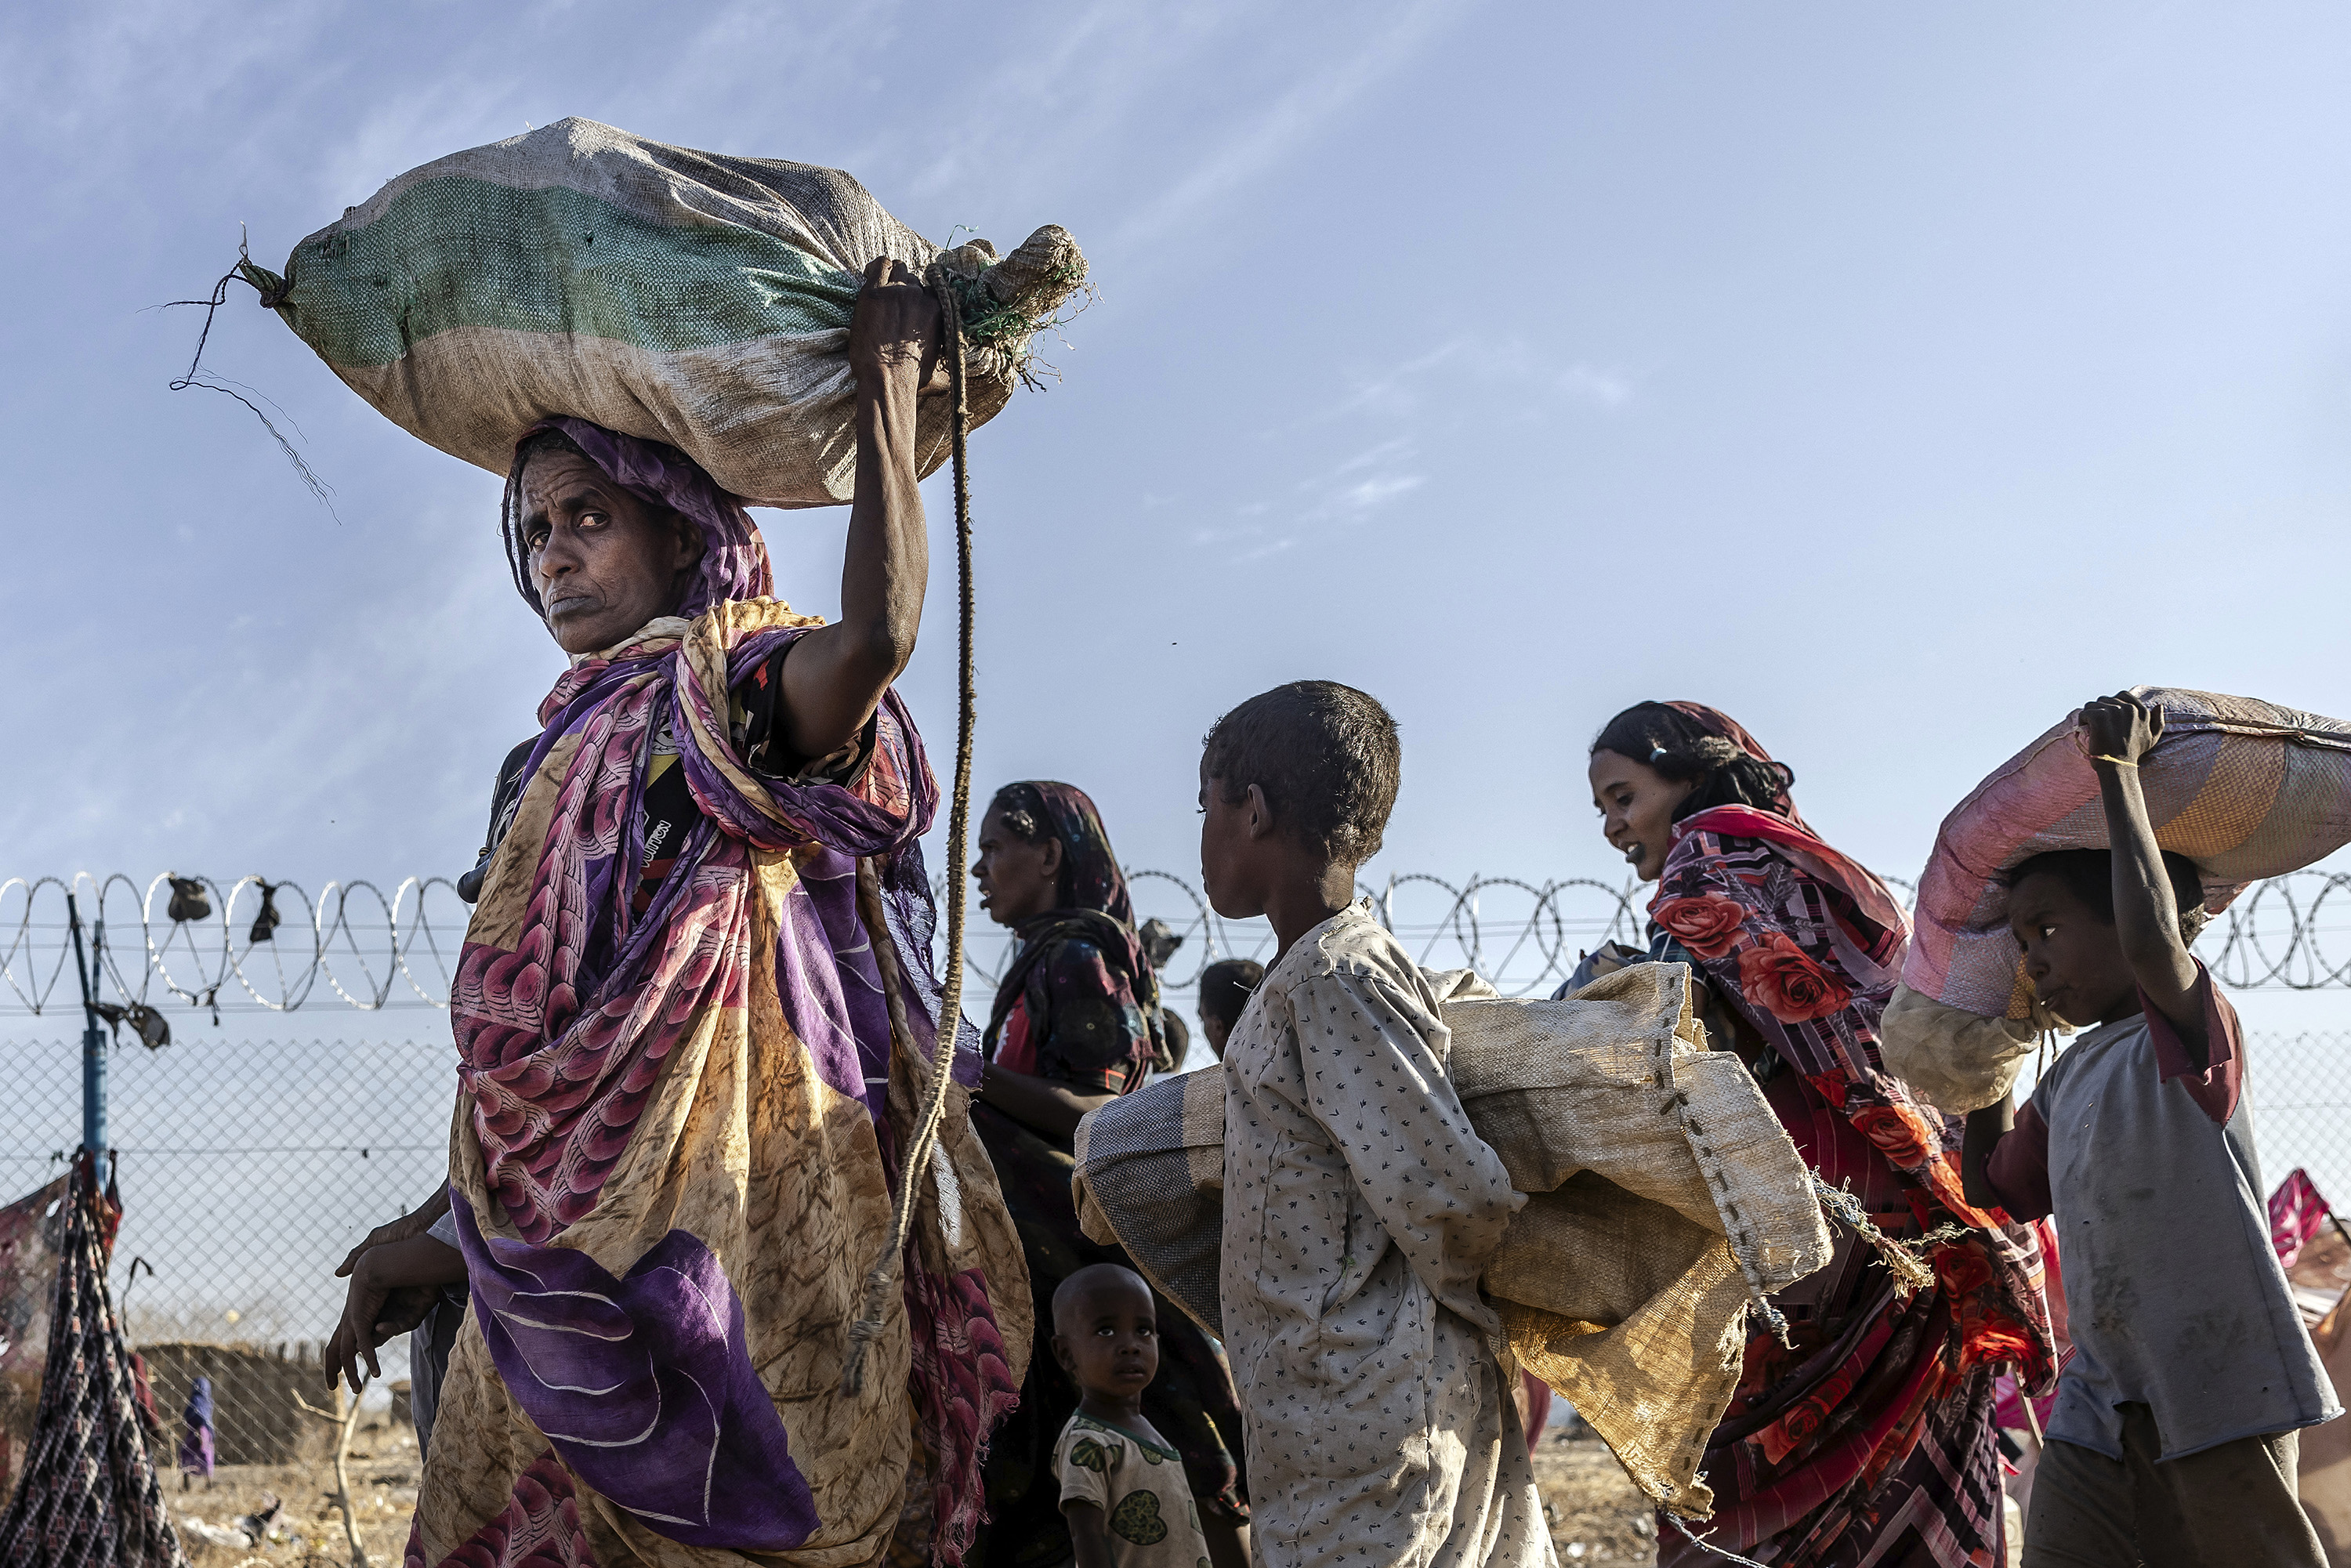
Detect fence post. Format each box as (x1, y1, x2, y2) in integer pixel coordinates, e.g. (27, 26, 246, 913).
(66, 893, 106, 1157)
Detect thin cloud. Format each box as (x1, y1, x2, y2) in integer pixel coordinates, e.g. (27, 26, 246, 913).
(1107, 0, 1473, 254)
(1331, 473, 1425, 512)
(1559, 364, 1632, 407)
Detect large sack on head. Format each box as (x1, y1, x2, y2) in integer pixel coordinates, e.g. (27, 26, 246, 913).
(1886, 686, 2351, 1112)
(240, 117, 1085, 507)
(1073, 961, 1831, 1518)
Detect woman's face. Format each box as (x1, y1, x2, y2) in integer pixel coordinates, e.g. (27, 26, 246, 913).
(520, 449, 703, 655)
(973, 805, 1063, 928)
(1589, 749, 1696, 883)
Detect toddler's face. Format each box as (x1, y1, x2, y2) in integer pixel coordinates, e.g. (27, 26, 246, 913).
(1052, 1280, 1160, 1400)
(2009, 871, 2138, 1026)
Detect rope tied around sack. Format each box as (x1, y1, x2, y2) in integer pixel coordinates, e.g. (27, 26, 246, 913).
(840, 263, 980, 1397)
(1666, 1514, 1776, 1568)
(1805, 1171, 1969, 1298)
(159, 226, 337, 517)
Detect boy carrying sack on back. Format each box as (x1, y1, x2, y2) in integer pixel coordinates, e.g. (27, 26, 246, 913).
(1963, 692, 2340, 1568)
(1197, 681, 1551, 1568)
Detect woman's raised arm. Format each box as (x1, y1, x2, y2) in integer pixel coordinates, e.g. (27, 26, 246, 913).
(778, 257, 941, 759)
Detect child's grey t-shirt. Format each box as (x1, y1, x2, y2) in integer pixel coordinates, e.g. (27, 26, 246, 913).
(2019, 980, 2338, 1459)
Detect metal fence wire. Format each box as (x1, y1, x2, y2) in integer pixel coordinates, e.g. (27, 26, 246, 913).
(1, 867, 2347, 1552)
(19, 864, 2351, 1023)
(1, 1027, 2346, 1447)
(0, 1034, 447, 1559)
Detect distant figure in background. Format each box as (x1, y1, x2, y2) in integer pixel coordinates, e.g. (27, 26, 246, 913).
(1155, 1009, 1191, 1075)
(178, 1375, 215, 1490)
(970, 780, 1252, 1568)
(1193, 958, 1262, 1063)
(1139, 919, 1189, 1073)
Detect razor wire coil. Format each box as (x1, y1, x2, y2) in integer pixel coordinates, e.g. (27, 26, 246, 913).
(10, 864, 2351, 1018)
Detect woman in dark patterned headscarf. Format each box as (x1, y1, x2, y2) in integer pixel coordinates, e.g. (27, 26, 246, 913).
(969, 781, 1252, 1568)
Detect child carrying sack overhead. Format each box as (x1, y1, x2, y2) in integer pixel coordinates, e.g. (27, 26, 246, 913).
(238, 116, 1085, 507)
(1957, 693, 2338, 1566)
(1882, 686, 2351, 1113)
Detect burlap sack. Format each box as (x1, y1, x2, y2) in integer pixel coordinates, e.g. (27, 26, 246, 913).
(1070, 1066, 1226, 1334)
(1072, 961, 1831, 1517)
(1886, 687, 2351, 1112)
(242, 118, 1085, 507)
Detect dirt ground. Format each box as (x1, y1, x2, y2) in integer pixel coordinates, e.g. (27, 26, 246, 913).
(169, 1410, 1657, 1566)
(1531, 1417, 1659, 1566)
(169, 1413, 421, 1566)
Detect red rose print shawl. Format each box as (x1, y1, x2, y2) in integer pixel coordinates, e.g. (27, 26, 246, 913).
(1647, 728, 2053, 1568)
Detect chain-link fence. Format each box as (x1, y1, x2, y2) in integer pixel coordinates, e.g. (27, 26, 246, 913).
(2244, 1032, 2351, 1204)
(0, 1033, 449, 1559)
(1, 864, 2346, 1555)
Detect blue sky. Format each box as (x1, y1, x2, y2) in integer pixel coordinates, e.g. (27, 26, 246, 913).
(5, 1, 2351, 1025)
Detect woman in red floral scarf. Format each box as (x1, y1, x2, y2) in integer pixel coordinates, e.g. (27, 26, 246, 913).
(1578, 701, 2053, 1568)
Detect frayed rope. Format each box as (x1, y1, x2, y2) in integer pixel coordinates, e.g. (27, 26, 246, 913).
(157, 226, 338, 520)
(1666, 1514, 1775, 1568)
(1806, 1171, 1968, 1298)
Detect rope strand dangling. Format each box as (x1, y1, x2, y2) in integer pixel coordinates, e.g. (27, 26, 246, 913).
(841, 263, 979, 1397)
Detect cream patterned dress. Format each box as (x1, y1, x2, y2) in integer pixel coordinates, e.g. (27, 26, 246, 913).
(1055, 1413, 1212, 1568)
(1220, 901, 1553, 1568)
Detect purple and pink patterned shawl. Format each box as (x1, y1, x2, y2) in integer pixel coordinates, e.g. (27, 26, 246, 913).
(465, 418, 939, 1235)
(430, 422, 1017, 1568)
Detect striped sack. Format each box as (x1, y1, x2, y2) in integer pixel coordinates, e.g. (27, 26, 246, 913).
(241, 117, 1085, 507)
(1884, 686, 2351, 1111)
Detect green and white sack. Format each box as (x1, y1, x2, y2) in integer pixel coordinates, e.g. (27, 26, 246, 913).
(241, 117, 1085, 506)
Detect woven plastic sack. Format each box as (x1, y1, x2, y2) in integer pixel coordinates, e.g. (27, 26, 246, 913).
(1072, 961, 1830, 1516)
(1885, 686, 2351, 1111)
(239, 117, 1086, 507)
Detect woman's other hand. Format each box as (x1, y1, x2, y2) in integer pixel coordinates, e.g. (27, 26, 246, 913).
(325, 1254, 413, 1394)
(325, 1233, 468, 1393)
(335, 1187, 451, 1279)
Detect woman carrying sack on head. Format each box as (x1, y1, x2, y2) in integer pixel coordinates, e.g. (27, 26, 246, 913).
(327, 263, 1031, 1568)
(1578, 701, 2054, 1568)
(968, 780, 1252, 1568)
